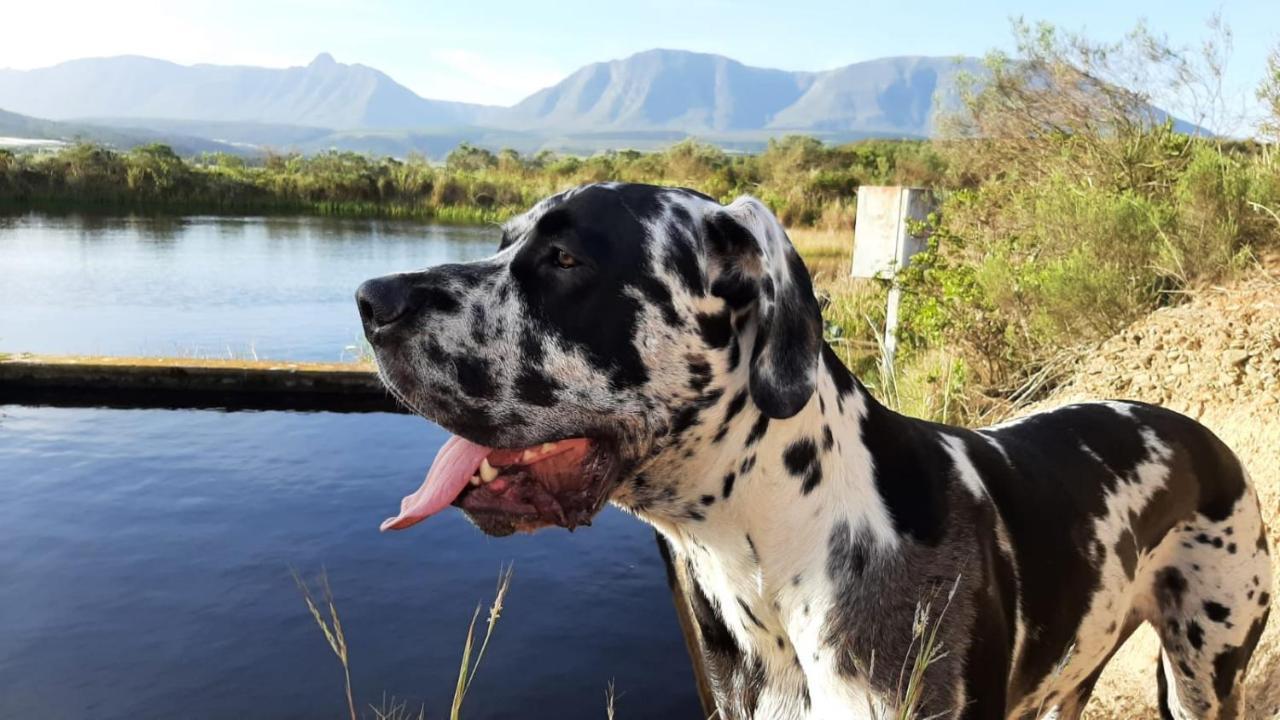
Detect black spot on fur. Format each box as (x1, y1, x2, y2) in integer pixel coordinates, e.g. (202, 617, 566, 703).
(1212, 611, 1269, 701)
(822, 425, 834, 452)
(1260, 592, 1271, 607)
(515, 367, 560, 406)
(822, 344, 857, 400)
(519, 328, 544, 365)
(722, 472, 737, 499)
(422, 338, 448, 364)
(663, 229, 704, 295)
(1157, 567, 1189, 608)
(783, 438, 823, 494)
(739, 455, 756, 475)
(635, 274, 681, 326)
(1204, 601, 1231, 624)
(700, 494, 716, 506)
(745, 413, 770, 446)
(453, 355, 494, 400)
(687, 356, 713, 392)
(417, 286, 460, 314)
(697, 308, 733, 349)
(721, 389, 748, 426)
(671, 405, 701, 435)
(1114, 530, 1138, 581)
(1186, 619, 1205, 650)
(761, 275, 775, 299)
(710, 275, 757, 309)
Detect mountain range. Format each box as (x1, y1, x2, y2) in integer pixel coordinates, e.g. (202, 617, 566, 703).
(0, 49, 1187, 157)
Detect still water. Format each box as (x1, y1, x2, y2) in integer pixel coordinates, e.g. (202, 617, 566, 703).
(0, 214, 701, 719)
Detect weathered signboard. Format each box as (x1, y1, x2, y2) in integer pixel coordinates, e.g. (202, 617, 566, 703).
(851, 186, 935, 279)
(850, 187, 938, 367)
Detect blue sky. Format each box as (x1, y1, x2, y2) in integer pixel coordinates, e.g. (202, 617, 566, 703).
(4, 0, 1276, 130)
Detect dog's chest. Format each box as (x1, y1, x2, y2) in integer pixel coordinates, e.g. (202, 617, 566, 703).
(681, 528, 892, 720)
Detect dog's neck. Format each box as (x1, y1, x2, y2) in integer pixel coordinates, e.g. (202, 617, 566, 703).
(628, 345, 902, 710)
(640, 345, 897, 570)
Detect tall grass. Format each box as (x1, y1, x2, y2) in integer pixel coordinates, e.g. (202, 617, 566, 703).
(294, 565, 513, 720)
(293, 569, 357, 720)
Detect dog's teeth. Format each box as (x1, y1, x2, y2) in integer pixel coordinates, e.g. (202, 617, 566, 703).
(470, 474, 481, 486)
(521, 449, 535, 462)
(479, 458, 499, 482)
(541, 442, 556, 452)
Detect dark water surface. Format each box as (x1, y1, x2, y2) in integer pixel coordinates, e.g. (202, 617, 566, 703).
(0, 214, 701, 719)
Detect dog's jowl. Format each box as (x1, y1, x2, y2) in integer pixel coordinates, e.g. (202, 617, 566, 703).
(357, 183, 1271, 719)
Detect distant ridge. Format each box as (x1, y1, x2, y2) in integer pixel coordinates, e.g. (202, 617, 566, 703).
(0, 49, 1200, 157)
(0, 54, 495, 129)
(501, 50, 980, 137)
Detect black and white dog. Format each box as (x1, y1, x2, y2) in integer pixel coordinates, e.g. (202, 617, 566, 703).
(356, 183, 1271, 719)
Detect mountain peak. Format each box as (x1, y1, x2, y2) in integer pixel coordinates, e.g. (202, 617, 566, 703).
(309, 52, 338, 68)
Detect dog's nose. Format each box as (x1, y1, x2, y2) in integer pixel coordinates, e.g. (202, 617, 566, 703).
(356, 275, 414, 332)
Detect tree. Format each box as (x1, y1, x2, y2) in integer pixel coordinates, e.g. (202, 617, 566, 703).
(445, 143, 497, 173)
(1259, 45, 1280, 142)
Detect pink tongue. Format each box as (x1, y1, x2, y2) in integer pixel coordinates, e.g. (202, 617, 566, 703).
(380, 435, 491, 532)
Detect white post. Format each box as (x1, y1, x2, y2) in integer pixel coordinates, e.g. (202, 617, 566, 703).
(884, 282, 902, 369)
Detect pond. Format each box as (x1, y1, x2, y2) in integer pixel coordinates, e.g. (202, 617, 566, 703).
(0, 214, 702, 719)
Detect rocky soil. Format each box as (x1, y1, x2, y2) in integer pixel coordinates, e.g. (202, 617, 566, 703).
(1027, 272, 1280, 718)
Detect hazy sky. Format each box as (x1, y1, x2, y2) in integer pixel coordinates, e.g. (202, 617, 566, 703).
(3, 0, 1276, 130)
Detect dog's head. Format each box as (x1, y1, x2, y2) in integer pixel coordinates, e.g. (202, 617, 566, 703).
(357, 183, 822, 536)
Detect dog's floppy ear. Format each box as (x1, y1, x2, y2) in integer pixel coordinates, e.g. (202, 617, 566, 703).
(704, 196, 823, 419)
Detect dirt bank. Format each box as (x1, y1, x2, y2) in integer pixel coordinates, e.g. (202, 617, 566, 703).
(1025, 271, 1280, 718)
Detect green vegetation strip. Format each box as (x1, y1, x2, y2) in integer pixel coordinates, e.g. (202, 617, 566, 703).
(0, 353, 401, 413)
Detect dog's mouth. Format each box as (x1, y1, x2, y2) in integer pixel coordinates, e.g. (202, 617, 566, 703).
(380, 434, 620, 537)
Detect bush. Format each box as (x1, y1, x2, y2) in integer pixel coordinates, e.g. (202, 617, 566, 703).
(891, 21, 1280, 420)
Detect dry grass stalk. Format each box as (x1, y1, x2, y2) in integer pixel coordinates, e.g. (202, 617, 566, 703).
(451, 563, 514, 720)
(293, 568, 357, 720)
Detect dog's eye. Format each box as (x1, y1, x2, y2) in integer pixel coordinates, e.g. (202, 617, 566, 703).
(554, 249, 579, 269)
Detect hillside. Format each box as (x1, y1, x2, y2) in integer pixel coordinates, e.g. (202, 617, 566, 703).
(1028, 269, 1280, 718)
(502, 49, 819, 132)
(0, 108, 239, 155)
(0, 54, 494, 129)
